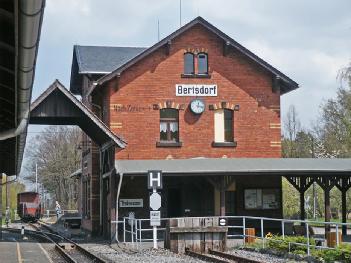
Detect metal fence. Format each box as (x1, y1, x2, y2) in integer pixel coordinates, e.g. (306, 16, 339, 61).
(118, 215, 351, 255)
(44, 209, 78, 218)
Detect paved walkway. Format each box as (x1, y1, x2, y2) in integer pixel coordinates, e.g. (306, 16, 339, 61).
(0, 230, 53, 263)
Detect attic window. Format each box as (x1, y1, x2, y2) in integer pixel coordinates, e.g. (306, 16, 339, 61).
(184, 52, 195, 74)
(198, 53, 208, 74)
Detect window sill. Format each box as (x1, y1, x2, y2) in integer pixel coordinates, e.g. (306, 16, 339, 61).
(156, 141, 183, 147)
(212, 141, 237, 147)
(181, 73, 211, 79)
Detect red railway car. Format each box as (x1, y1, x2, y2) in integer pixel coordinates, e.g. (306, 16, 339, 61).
(17, 192, 41, 222)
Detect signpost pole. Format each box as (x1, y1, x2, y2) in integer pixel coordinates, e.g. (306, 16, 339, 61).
(153, 225, 157, 249)
(153, 189, 157, 249)
(148, 170, 162, 250)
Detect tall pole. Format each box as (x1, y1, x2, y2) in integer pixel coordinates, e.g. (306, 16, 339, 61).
(179, 0, 182, 28)
(36, 162, 38, 193)
(5, 175, 8, 209)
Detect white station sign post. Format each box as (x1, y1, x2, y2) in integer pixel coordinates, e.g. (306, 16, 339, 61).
(148, 170, 162, 249)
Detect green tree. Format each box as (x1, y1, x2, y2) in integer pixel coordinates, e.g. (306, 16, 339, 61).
(339, 62, 351, 86)
(25, 126, 81, 209)
(318, 86, 351, 157)
(282, 105, 301, 157)
(1, 178, 25, 220)
(282, 178, 300, 218)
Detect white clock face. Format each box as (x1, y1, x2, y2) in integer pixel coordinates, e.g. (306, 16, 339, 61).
(190, 99, 205, 114)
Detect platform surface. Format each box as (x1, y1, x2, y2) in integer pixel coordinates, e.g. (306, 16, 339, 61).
(0, 230, 53, 263)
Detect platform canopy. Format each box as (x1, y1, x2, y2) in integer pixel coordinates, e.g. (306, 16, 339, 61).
(116, 157, 351, 233)
(115, 158, 351, 176)
(30, 80, 126, 148)
(0, 0, 45, 175)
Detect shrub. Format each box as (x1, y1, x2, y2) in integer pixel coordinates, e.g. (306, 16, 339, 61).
(311, 243, 351, 262)
(265, 235, 315, 254)
(249, 234, 351, 262)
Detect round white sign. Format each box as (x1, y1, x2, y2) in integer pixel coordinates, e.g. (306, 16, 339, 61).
(150, 192, 161, 210)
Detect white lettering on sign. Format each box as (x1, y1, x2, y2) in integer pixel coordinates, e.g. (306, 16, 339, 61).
(176, 84, 217, 96)
(150, 210, 161, 226)
(119, 199, 143, 208)
(148, 170, 163, 189)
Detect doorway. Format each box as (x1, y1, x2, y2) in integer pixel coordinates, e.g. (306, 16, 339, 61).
(167, 188, 182, 217)
(102, 177, 110, 238)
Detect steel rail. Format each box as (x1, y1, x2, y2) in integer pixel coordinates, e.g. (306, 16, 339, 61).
(34, 222, 108, 263)
(209, 249, 263, 263)
(185, 248, 230, 263)
(5, 227, 77, 262)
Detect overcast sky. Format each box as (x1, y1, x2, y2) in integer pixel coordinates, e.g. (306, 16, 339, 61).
(32, 0, 351, 128)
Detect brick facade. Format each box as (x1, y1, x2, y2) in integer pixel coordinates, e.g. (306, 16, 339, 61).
(107, 24, 281, 160)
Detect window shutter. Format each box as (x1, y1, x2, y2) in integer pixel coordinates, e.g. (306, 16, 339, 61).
(214, 109, 225, 142)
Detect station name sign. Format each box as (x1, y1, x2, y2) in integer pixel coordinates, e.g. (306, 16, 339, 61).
(176, 84, 217, 97)
(119, 199, 143, 208)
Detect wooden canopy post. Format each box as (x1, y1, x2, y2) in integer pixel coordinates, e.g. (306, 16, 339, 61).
(220, 177, 225, 217)
(336, 176, 351, 236)
(206, 176, 235, 217)
(341, 190, 347, 235)
(324, 189, 331, 233)
(315, 176, 337, 235)
(285, 175, 314, 222)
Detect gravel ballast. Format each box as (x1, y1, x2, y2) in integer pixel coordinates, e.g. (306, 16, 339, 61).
(82, 243, 310, 263)
(82, 243, 207, 263)
(228, 248, 308, 263)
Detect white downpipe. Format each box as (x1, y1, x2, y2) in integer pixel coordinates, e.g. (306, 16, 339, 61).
(115, 172, 123, 242)
(0, 111, 29, 140)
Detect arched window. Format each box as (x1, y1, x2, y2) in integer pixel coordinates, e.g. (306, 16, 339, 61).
(160, 108, 179, 142)
(198, 53, 208, 74)
(184, 52, 194, 74)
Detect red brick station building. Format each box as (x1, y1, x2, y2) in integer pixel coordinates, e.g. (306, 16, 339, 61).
(30, 17, 351, 238)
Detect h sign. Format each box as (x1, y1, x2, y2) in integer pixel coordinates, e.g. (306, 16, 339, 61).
(148, 170, 162, 189)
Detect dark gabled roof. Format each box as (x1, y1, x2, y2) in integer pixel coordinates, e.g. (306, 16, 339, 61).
(75, 45, 147, 74)
(70, 46, 146, 94)
(30, 80, 126, 148)
(91, 16, 298, 96)
(115, 158, 351, 176)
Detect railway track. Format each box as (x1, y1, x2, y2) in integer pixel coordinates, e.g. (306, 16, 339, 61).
(6, 222, 108, 263)
(186, 248, 263, 263)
